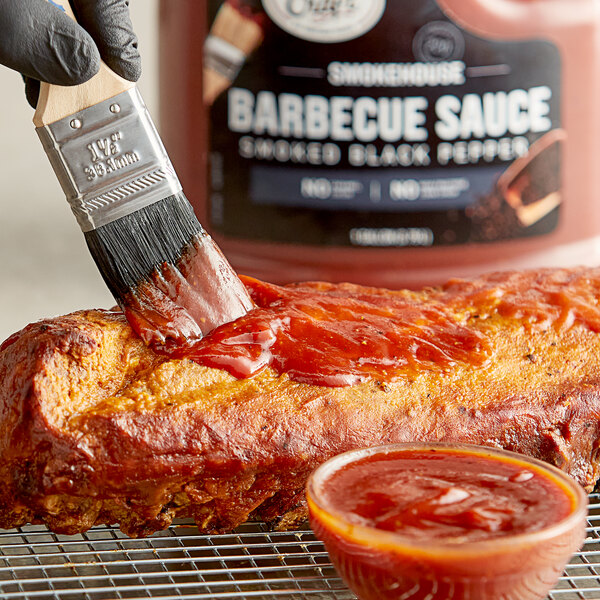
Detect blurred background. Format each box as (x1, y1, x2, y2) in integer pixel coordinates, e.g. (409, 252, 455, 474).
(0, 1, 159, 343)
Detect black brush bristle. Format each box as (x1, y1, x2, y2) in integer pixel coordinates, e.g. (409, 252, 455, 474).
(84, 192, 203, 302)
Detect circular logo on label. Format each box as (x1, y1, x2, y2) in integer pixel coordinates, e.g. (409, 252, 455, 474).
(413, 21, 465, 62)
(261, 0, 387, 44)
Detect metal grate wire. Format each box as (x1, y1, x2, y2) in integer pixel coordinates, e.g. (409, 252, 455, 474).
(0, 494, 598, 599)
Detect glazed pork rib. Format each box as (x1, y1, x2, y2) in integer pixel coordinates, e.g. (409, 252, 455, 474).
(1, 268, 600, 537)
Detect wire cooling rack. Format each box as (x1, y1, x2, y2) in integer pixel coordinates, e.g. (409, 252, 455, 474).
(0, 494, 598, 600)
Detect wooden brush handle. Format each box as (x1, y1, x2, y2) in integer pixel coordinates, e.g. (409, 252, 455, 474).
(33, 0, 134, 127)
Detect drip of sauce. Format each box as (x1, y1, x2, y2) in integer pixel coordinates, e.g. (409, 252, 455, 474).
(171, 277, 490, 386)
(321, 449, 573, 543)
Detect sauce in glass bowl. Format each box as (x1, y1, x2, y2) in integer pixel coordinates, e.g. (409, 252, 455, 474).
(307, 443, 587, 600)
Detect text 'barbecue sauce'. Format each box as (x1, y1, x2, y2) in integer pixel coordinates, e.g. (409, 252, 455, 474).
(160, 0, 600, 289)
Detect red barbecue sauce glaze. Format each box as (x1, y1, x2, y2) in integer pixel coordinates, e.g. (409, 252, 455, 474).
(124, 252, 600, 388)
(440, 267, 600, 333)
(320, 449, 573, 543)
(169, 275, 490, 386)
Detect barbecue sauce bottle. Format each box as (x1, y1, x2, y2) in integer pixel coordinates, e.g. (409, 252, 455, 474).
(159, 0, 600, 288)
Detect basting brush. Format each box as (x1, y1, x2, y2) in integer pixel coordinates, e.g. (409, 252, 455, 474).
(33, 0, 254, 350)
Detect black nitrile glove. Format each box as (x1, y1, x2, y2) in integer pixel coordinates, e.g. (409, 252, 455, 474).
(0, 0, 141, 107)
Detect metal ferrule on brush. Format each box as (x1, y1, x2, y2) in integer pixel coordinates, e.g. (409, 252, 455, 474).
(36, 88, 182, 232)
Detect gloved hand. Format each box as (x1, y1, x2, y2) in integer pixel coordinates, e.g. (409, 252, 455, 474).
(0, 0, 141, 107)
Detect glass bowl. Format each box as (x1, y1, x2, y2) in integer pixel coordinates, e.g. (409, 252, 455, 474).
(307, 442, 587, 600)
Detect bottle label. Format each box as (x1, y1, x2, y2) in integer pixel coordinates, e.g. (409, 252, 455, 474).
(207, 0, 562, 248)
(261, 0, 387, 43)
